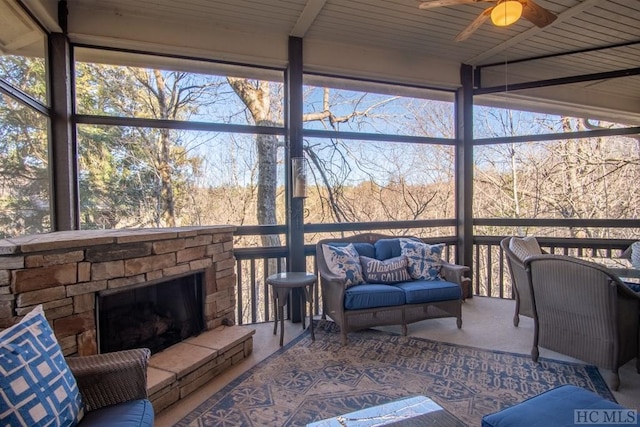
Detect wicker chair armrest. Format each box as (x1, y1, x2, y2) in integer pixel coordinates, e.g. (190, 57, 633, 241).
(319, 275, 347, 317)
(440, 262, 470, 286)
(320, 275, 346, 301)
(318, 268, 346, 282)
(67, 348, 150, 411)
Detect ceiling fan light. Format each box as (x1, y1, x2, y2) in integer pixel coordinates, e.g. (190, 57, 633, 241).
(491, 1, 523, 27)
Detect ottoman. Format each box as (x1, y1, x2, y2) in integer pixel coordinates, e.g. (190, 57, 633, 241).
(482, 385, 637, 427)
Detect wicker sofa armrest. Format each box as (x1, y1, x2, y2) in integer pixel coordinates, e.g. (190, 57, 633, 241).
(440, 262, 469, 286)
(319, 275, 348, 315)
(67, 348, 150, 411)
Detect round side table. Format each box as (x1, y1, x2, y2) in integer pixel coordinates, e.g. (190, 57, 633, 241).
(266, 272, 316, 346)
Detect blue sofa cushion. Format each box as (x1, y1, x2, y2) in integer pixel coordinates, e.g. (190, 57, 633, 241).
(374, 238, 403, 260)
(80, 399, 154, 426)
(344, 284, 406, 310)
(394, 280, 461, 304)
(624, 281, 640, 293)
(360, 255, 411, 284)
(481, 385, 630, 427)
(352, 243, 376, 259)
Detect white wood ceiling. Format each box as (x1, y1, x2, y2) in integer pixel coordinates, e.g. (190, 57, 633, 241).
(12, 0, 640, 121)
(60, 0, 640, 66)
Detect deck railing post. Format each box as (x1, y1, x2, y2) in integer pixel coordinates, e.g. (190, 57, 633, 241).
(286, 36, 305, 322)
(455, 64, 474, 286)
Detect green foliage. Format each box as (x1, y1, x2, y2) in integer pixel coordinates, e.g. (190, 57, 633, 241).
(0, 56, 50, 238)
(0, 55, 47, 103)
(75, 63, 215, 229)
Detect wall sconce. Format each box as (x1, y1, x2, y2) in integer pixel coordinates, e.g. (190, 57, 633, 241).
(291, 157, 307, 198)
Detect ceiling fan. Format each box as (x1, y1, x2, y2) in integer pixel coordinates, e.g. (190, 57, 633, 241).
(418, 0, 557, 42)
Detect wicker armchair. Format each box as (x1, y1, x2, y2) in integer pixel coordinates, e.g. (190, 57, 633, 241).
(501, 237, 535, 327)
(66, 348, 154, 425)
(525, 254, 640, 391)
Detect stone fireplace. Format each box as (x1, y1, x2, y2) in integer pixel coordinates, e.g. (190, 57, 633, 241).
(0, 226, 255, 412)
(0, 226, 237, 356)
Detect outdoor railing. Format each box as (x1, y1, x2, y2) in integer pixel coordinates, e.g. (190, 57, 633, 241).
(472, 235, 633, 299)
(232, 219, 637, 326)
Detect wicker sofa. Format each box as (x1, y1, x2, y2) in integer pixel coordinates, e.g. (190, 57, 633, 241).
(316, 233, 469, 345)
(0, 302, 153, 427)
(68, 348, 154, 426)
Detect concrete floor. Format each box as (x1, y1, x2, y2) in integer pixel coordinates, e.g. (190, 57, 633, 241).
(155, 296, 640, 426)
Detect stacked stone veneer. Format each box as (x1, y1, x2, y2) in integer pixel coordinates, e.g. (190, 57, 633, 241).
(0, 226, 237, 357)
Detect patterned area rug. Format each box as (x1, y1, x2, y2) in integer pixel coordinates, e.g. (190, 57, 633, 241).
(177, 320, 614, 426)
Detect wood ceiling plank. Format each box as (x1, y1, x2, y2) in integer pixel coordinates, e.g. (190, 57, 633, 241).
(467, 0, 605, 64)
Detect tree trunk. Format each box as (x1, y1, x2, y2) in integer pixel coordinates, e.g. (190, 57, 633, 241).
(152, 69, 176, 227)
(227, 78, 280, 248)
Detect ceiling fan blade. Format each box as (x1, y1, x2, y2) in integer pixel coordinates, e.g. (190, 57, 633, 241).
(521, 0, 557, 27)
(454, 7, 492, 41)
(418, 0, 492, 10)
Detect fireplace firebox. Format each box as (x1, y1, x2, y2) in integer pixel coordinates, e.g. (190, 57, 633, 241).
(97, 273, 204, 354)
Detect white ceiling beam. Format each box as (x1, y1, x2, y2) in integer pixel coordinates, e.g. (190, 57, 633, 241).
(4, 30, 41, 51)
(466, 0, 605, 65)
(20, 0, 61, 32)
(290, 0, 327, 38)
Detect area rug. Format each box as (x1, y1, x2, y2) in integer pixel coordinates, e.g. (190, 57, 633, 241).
(176, 320, 614, 426)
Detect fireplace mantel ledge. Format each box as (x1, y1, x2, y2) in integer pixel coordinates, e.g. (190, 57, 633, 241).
(0, 226, 236, 255)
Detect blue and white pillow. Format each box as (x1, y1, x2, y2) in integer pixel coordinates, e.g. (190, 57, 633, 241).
(0, 305, 84, 427)
(399, 239, 444, 281)
(322, 243, 365, 287)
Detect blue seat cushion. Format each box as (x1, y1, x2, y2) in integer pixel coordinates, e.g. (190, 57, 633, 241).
(393, 280, 461, 304)
(79, 399, 154, 426)
(481, 385, 630, 427)
(344, 283, 406, 310)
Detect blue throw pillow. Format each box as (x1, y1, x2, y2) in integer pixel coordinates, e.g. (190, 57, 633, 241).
(360, 255, 411, 284)
(322, 243, 365, 287)
(0, 305, 84, 426)
(399, 239, 444, 281)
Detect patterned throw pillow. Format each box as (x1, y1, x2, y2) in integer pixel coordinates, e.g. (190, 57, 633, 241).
(360, 255, 411, 284)
(399, 239, 444, 281)
(0, 305, 84, 427)
(509, 236, 542, 262)
(322, 243, 365, 287)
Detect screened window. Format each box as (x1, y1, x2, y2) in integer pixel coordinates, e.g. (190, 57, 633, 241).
(0, 95, 51, 237)
(473, 133, 640, 238)
(74, 49, 286, 229)
(303, 78, 455, 138)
